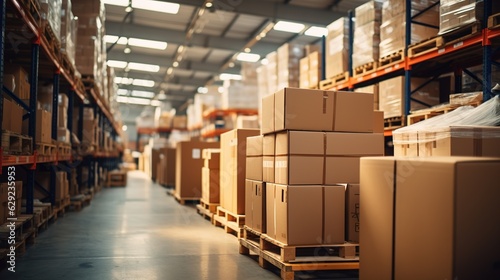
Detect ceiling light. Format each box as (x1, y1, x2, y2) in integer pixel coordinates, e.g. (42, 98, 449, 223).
(260, 58, 269, 65)
(304, 26, 328, 37)
(244, 48, 251, 53)
(228, 62, 235, 68)
(123, 46, 131, 53)
(131, 90, 155, 98)
(273, 20, 305, 33)
(125, 5, 133, 12)
(127, 62, 160, 72)
(256, 35, 261, 40)
(128, 38, 167, 50)
(259, 32, 266, 38)
(197, 87, 208, 94)
(103, 35, 128, 45)
(218, 87, 224, 93)
(127, 97, 152, 105)
(150, 100, 162, 106)
(219, 73, 242, 81)
(117, 96, 129, 103)
(102, 0, 180, 14)
(115, 77, 133, 85)
(167, 67, 173, 75)
(122, 125, 128, 131)
(205, 2, 213, 8)
(117, 89, 129, 95)
(236, 52, 261, 62)
(172, 61, 179, 67)
(157, 90, 167, 100)
(107, 60, 127, 68)
(132, 79, 155, 87)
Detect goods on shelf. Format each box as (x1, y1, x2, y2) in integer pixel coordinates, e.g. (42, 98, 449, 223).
(3, 98, 23, 134)
(221, 80, 259, 109)
(187, 89, 222, 129)
(355, 84, 379, 110)
(353, 0, 382, 69)
(57, 94, 70, 143)
(4, 64, 30, 99)
(277, 43, 304, 89)
(60, 0, 76, 66)
(201, 149, 221, 204)
(439, 0, 500, 35)
(299, 50, 322, 88)
(380, 0, 439, 58)
(220, 129, 259, 215)
(360, 156, 500, 279)
(245, 136, 263, 181)
(449, 91, 483, 105)
(39, 0, 62, 43)
(172, 116, 187, 130)
(265, 51, 278, 95)
(240, 62, 259, 83)
(393, 96, 500, 157)
(378, 76, 441, 119)
(462, 64, 500, 92)
(325, 17, 349, 78)
(21, 108, 51, 143)
(34, 172, 68, 202)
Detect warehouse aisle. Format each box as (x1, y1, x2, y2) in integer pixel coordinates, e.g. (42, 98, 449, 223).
(0, 171, 358, 280)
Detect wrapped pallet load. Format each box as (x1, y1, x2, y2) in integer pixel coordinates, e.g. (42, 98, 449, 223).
(353, 0, 383, 70)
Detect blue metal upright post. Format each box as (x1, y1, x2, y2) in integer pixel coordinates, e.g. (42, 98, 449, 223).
(26, 40, 40, 214)
(348, 10, 354, 82)
(483, 0, 492, 101)
(404, 0, 412, 116)
(321, 35, 326, 80)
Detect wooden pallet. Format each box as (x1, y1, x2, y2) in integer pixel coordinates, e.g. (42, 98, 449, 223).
(408, 37, 445, 58)
(36, 142, 57, 156)
(106, 171, 127, 187)
(384, 116, 405, 129)
(407, 101, 481, 125)
(319, 72, 349, 90)
(239, 229, 359, 280)
(33, 205, 51, 235)
(41, 20, 61, 59)
(1, 130, 32, 155)
(440, 21, 481, 47)
(57, 142, 72, 156)
(213, 206, 245, 238)
(0, 215, 35, 250)
(196, 200, 219, 221)
(353, 61, 378, 77)
(488, 12, 500, 29)
(172, 192, 199, 206)
(379, 48, 405, 68)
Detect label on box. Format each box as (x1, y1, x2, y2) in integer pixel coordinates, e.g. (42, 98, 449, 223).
(263, 160, 274, 168)
(192, 149, 201, 159)
(275, 160, 287, 168)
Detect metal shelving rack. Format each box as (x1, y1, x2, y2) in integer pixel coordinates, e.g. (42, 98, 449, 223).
(0, 0, 122, 214)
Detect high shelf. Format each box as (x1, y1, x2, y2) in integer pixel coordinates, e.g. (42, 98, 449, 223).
(0, 0, 122, 214)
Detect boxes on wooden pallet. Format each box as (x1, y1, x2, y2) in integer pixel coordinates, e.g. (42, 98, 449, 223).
(159, 148, 176, 186)
(39, 0, 62, 43)
(201, 149, 220, 204)
(262, 134, 275, 183)
(277, 43, 304, 89)
(378, 76, 441, 118)
(355, 84, 379, 110)
(3, 98, 24, 134)
(22, 108, 52, 143)
(175, 141, 219, 199)
(4, 65, 30, 99)
(61, 0, 77, 66)
(245, 135, 263, 181)
(439, 0, 500, 35)
(266, 184, 345, 245)
(345, 184, 360, 243)
(360, 157, 500, 280)
(245, 180, 266, 233)
(172, 116, 187, 129)
(221, 81, 259, 109)
(325, 17, 349, 78)
(57, 127, 71, 143)
(353, 1, 382, 68)
(265, 51, 278, 95)
(220, 129, 260, 215)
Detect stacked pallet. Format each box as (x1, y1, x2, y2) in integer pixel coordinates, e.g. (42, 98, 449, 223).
(352, 0, 382, 76)
(325, 17, 349, 81)
(299, 46, 322, 89)
(196, 149, 221, 220)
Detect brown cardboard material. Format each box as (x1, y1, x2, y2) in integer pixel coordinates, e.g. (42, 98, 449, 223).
(246, 136, 263, 181)
(274, 88, 334, 132)
(246, 135, 263, 156)
(275, 184, 323, 245)
(58, 105, 68, 128)
(164, 148, 177, 186)
(245, 180, 254, 229)
(373, 110, 384, 133)
(202, 167, 220, 204)
(266, 183, 276, 239)
(220, 129, 260, 214)
(263, 134, 275, 182)
(202, 148, 221, 169)
(261, 94, 275, 135)
(175, 141, 219, 199)
(332, 91, 374, 133)
(324, 185, 345, 244)
(22, 109, 52, 143)
(2, 98, 12, 131)
(345, 184, 360, 243)
(4, 65, 30, 99)
(245, 180, 266, 233)
(275, 131, 324, 185)
(361, 156, 500, 280)
(10, 102, 23, 134)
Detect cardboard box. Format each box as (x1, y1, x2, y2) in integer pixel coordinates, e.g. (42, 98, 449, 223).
(175, 141, 219, 199)
(261, 94, 274, 135)
(373, 110, 384, 133)
(57, 127, 71, 143)
(325, 132, 384, 184)
(203, 148, 220, 169)
(202, 167, 220, 204)
(58, 105, 68, 128)
(324, 185, 345, 244)
(263, 134, 275, 182)
(163, 148, 177, 186)
(22, 109, 52, 143)
(55, 172, 68, 201)
(266, 183, 277, 239)
(245, 180, 266, 233)
(275, 131, 324, 185)
(345, 184, 360, 243)
(220, 129, 260, 214)
(275, 184, 323, 245)
(360, 156, 500, 280)
(58, 93, 69, 108)
(246, 136, 263, 181)
(2, 98, 12, 131)
(4, 65, 30, 99)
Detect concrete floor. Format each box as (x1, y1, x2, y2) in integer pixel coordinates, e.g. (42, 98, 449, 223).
(0, 171, 359, 280)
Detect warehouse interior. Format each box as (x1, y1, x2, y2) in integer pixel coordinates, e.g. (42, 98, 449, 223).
(1, 0, 500, 279)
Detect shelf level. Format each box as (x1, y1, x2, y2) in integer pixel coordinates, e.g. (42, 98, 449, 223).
(203, 108, 258, 119)
(201, 128, 231, 138)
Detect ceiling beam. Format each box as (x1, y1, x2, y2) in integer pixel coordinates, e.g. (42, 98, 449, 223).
(106, 21, 280, 55)
(161, 0, 343, 25)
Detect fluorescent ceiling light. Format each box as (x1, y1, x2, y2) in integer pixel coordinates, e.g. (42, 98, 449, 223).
(150, 100, 162, 107)
(104, 35, 167, 50)
(117, 89, 129, 96)
(218, 87, 224, 93)
(132, 79, 155, 87)
(197, 87, 208, 94)
(122, 125, 128, 131)
(116, 96, 129, 103)
(102, 0, 180, 14)
(107, 60, 127, 68)
(260, 58, 269, 65)
(115, 77, 133, 85)
(305, 26, 328, 37)
(273, 21, 305, 33)
(131, 90, 155, 98)
(128, 62, 160, 72)
(236, 52, 261, 62)
(117, 96, 152, 106)
(219, 73, 242, 81)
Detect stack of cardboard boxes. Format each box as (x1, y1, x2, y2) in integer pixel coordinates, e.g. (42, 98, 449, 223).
(439, 0, 500, 35)
(60, 0, 77, 67)
(152, 147, 176, 187)
(352, 0, 382, 69)
(221, 81, 259, 110)
(0, 181, 23, 224)
(219, 129, 260, 215)
(276, 43, 304, 90)
(35, 171, 69, 203)
(39, 0, 62, 43)
(380, 0, 439, 58)
(299, 47, 322, 89)
(201, 149, 221, 209)
(57, 94, 71, 143)
(325, 17, 349, 79)
(82, 107, 97, 149)
(245, 87, 384, 245)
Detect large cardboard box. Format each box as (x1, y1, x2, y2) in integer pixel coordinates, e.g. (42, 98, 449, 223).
(220, 129, 259, 214)
(275, 131, 324, 185)
(2, 98, 12, 131)
(360, 156, 500, 280)
(345, 184, 360, 243)
(266, 183, 277, 239)
(246, 135, 263, 181)
(325, 17, 349, 78)
(324, 185, 345, 244)
(202, 167, 220, 204)
(22, 109, 52, 143)
(10, 101, 23, 134)
(4, 65, 30, 99)
(203, 148, 220, 169)
(245, 180, 266, 233)
(175, 141, 219, 199)
(325, 132, 384, 184)
(263, 134, 275, 183)
(261, 94, 274, 135)
(55, 171, 68, 201)
(162, 148, 177, 186)
(275, 184, 323, 245)
(58, 105, 68, 128)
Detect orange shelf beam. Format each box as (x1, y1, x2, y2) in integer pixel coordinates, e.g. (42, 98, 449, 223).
(201, 128, 231, 138)
(351, 61, 405, 87)
(203, 108, 258, 119)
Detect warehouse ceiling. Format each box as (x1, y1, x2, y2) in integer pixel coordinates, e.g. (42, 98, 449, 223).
(105, 0, 369, 114)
